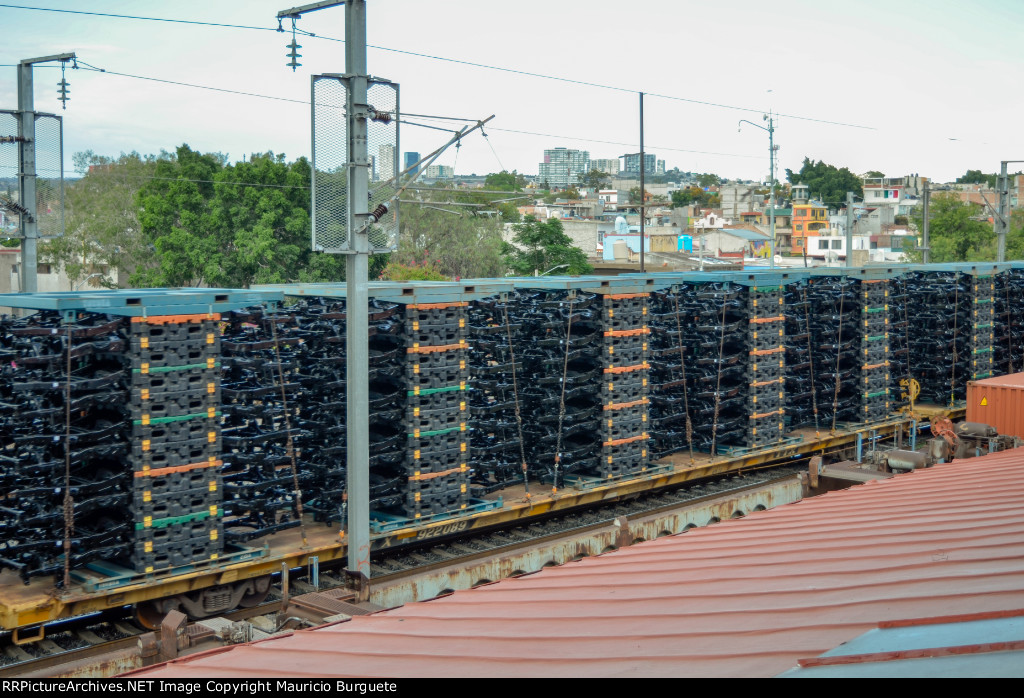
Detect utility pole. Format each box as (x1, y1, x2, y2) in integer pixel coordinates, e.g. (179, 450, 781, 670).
(17, 52, 74, 293)
(342, 0, 371, 582)
(845, 191, 854, 267)
(738, 114, 775, 268)
(922, 179, 930, 264)
(279, 0, 371, 580)
(996, 160, 1024, 262)
(638, 92, 645, 273)
(767, 114, 775, 270)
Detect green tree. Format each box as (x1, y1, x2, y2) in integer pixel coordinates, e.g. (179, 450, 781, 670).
(1003, 209, 1024, 261)
(696, 173, 721, 188)
(785, 157, 862, 204)
(133, 145, 351, 288)
(395, 196, 506, 279)
(671, 186, 720, 209)
(577, 168, 611, 191)
(864, 170, 885, 179)
(42, 151, 159, 286)
(906, 193, 994, 262)
(502, 215, 592, 276)
(484, 170, 525, 191)
(955, 169, 998, 188)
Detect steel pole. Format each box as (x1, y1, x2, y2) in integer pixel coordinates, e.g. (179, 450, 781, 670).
(639, 92, 645, 273)
(845, 191, 854, 267)
(997, 161, 1008, 262)
(345, 0, 371, 579)
(922, 179, 930, 264)
(17, 63, 37, 293)
(768, 116, 775, 269)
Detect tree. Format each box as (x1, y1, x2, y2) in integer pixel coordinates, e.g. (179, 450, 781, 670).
(502, 215, 592, 276)
(41, 151, 159, 286)
(955, 169, 997, 188)
(785, 157, 862, 204)
(696, 173, 720, 188)
(906, 193, 994, 262)
(671, 186, 720, 209)
(484, 170, 525, 191)
(864, 170, 885, 179)
(132, 145, 351, 288)
(577, 168, 611, 191)
(394, 196, 506, 279)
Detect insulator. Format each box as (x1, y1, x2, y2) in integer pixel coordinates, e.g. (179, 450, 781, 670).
(57, 79, 70, 109)
(368, 203, 390, 224)
(286, 41, 302, 71)
(369, 108, 391, 124)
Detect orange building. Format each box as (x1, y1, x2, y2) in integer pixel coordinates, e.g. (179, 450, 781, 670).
(791, 203, 830, 254)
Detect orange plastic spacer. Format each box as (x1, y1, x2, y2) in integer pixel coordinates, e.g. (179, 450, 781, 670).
(133, 459, 223, 478)
(606, 292, 649, 300)
(750, 377, 785, 387)
(408, 465, 465, 481)
(406, 302, 468, 310)
(406, 341, 466, 354)
(603, 397, 650, 411)
(131, 313, 221, 325)
(749, 409, 784, 419)
(602, 327, 651, 337)
(749, 315, 785, 324)
(603, 361, 649, 374)
(750, 347, 785, 356)
(602, 433, 650, 447)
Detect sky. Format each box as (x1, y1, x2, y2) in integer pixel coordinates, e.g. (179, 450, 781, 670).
(1, 0, 1023, 185)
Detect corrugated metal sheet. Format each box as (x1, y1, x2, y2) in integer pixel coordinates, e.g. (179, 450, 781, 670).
(126, 449, 1024, 678)
(967, 373, 1024, 438)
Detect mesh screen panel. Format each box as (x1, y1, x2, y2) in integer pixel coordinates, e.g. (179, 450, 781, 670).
(311, 76, 349, 252)
(34, 113, 64, 238)
(366, 80, 399, 251)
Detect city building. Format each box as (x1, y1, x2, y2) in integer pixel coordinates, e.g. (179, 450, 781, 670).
(403, 151, 421, 177)
(537, 148, 590, 189)
(656, 159, 666, 176)
(621, 152, 656, 176)
(424, 164, 454, 180)
(377, 144, 396, 183)
(790, 184, 831, 256)
(861, 175, 926, 216)
(591, 159, 620, 176)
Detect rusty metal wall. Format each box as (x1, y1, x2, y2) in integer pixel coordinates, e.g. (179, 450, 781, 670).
(367, 476, 803, 608)
(967, 373, 1024, 438)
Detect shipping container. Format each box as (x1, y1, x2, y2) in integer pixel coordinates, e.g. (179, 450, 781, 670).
(967, 372, 1024, 438)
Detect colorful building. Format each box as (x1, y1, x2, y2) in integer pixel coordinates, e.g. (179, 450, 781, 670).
(791, 202, 830, 254)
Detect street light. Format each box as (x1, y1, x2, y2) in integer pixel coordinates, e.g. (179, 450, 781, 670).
(739, 114, 777, 269)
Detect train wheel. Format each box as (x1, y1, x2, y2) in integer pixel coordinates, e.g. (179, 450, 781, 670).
(237, 576, 272, 608)
(133, 600, 166, 630)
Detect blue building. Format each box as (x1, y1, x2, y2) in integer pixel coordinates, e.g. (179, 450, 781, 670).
(404, 151, 421, 176)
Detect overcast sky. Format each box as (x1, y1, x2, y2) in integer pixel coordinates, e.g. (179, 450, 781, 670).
(2, 0, 1022, 184)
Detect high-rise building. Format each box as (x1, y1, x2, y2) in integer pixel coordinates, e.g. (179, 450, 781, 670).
(622, 152, 656, 176)
(404, 151, 421, 177)
(656, 160, 666, 176)
(378, 144, 396, 183)
(591, 158, 620, 175)
(537, 147, 590, 189)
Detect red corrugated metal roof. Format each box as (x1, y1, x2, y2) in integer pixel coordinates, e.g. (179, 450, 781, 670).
(127, 449, 1024, 678)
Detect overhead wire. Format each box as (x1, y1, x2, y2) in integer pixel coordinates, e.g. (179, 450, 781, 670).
(61, 63, 764, 162)
(0, 4, 876, 131)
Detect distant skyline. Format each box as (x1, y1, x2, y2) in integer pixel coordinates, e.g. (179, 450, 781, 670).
(1, 0, 1022, 184)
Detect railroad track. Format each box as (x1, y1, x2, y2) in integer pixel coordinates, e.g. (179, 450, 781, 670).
(0, 464, 808, 677)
